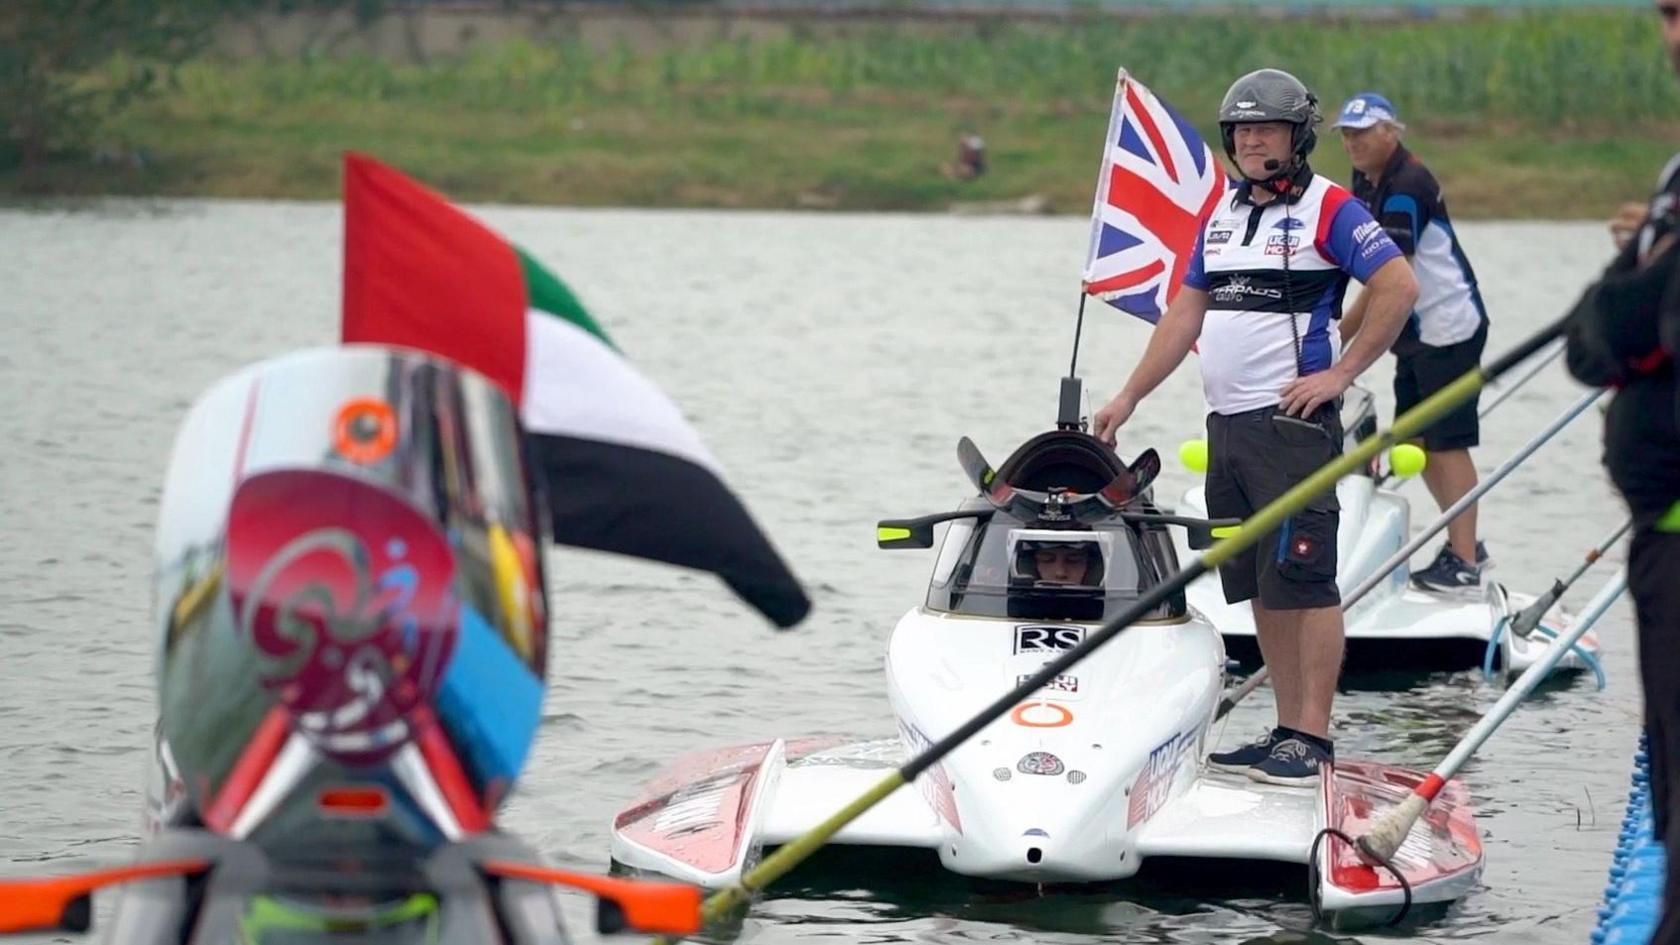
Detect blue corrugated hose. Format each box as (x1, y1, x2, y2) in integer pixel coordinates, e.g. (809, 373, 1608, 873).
(1481, 617, 1606, 690)
(1591, 734, 1666, 945)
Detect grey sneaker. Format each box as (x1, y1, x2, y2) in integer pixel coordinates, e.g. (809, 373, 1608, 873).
(1246, 736, 1333, 788)
(1207, 728, 1285, 772)
(1411, 545, 1482, 593)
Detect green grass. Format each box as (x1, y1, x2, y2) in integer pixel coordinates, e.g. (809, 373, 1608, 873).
(8, 10, 1678, 217)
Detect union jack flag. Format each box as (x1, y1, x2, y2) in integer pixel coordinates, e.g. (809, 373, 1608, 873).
(1083, 70, 1228, 324)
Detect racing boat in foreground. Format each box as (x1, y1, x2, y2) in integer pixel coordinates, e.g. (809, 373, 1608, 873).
(611, 424, 1483, 920)
(1171, 386, 1600, 677)
(0, 348, 701, 943)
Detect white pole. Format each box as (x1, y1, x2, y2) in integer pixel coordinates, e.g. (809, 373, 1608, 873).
(1358, 567, 1628, 862)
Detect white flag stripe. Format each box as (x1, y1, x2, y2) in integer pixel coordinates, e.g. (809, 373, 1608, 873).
(521, 313, 721, 475)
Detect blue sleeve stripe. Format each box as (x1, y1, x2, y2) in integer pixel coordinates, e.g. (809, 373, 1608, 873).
(1383, 194, 1422, 247)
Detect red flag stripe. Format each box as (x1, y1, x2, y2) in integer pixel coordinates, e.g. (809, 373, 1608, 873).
(1108, 163, 1204, 298)
(1125, 84, 1179, 185)
(1085, 260, 1166, 296)
(341, 153, 529, 406)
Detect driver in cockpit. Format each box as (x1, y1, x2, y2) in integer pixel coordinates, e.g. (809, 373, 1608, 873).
(1017, 538, 1104, 587)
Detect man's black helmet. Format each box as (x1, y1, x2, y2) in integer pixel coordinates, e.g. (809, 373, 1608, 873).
(1218, 68, 1321, 174)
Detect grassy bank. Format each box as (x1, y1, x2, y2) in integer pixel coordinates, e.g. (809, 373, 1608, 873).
(11, 10, 1678, 217)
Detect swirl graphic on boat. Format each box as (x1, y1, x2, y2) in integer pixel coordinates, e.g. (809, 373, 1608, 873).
(228, 469, 459, 764)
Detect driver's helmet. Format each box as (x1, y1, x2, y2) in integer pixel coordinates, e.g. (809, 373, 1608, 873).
(1006, 529, 1109, 588)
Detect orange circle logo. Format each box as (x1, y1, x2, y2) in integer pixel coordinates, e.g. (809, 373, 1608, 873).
(1010, 701, 1074, 728)
(332, 398, 397, 465)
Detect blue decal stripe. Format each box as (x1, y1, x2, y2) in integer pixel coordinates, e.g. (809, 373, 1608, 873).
(436, 603, 544, 791)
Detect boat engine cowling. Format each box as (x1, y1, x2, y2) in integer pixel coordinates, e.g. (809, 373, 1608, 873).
(149, 346, 550, 859)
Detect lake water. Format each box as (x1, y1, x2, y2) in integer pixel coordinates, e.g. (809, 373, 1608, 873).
(0, 201, 1639, 944)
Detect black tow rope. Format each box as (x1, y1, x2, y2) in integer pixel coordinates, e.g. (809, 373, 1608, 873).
(1306, 827, 1413, 928)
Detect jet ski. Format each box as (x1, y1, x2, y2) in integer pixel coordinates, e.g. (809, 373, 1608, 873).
(1170, 386, 1601, 676)
(610, 421, 1484, 921)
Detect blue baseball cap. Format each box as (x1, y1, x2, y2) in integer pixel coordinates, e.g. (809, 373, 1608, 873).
(1332, 92, 1400, 130)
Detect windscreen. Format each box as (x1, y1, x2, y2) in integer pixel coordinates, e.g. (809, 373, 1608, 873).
(925, 510, 1183, 621)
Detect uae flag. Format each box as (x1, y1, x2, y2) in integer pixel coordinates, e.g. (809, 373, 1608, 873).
(341, 153, 809, 628)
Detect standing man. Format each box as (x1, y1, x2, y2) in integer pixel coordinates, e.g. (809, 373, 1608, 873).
(1094, 68, 1418, 786)
(1334, 93, 1492, 592)
(1566, 2, 1680, 935)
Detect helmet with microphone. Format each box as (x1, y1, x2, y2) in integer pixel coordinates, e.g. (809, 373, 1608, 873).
(1218, 68, 1321, 184)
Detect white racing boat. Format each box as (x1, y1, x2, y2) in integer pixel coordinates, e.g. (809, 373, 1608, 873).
(1169, 386, 1601, 678)
(611, 426, 1483, 921)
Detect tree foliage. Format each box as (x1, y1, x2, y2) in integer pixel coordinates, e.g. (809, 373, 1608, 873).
(0, 0, 388, 170)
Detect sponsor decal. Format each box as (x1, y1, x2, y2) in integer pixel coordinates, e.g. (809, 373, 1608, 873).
(1206, 228, 1234, 245)
(1360, 238, 1391, 260)
(1126, 729, 1199, 828)
(1352, 220, 1382, 245)
(1228, 108, 1266, 119)
(1265, 234, 1301, 256)
(652, 771, 734, 834)
(898, 720, 963, 832)
(1236, 100, 1257, 108)
(1273, 217, 1305, 231)
(226, 470, 459, 766)
(1210, 275, 1284, 305)
(1016, 672, 1079, 693)
(1345, 99, 1367, 115)
(1017, 751, 1066, 776)
(1013, 625, 1085, 654)
(1011, 701, 1075, 728)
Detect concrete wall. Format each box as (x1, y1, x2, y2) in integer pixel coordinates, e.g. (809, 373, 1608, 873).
(214, 4, 1083, 62)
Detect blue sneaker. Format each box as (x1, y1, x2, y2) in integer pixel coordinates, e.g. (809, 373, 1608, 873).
(1247, 736, 1332, 787)
(1411, 545, 1483, 594)
(1207, 728, 1285, 772)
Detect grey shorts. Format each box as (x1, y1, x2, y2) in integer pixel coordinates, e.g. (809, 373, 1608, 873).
(1205, 404, 1342, 610)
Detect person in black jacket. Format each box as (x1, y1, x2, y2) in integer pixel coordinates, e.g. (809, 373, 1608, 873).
(1565, 4, 1680, 938)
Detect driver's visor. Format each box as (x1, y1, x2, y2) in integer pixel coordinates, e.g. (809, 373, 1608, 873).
(1005, 529, 1112, 584)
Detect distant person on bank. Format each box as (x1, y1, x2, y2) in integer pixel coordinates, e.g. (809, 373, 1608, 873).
(1334, 93, 1491, 593)
(944, 133, 987, 181)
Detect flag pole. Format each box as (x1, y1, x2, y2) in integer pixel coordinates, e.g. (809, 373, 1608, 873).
(1068, 290, 1089, 378)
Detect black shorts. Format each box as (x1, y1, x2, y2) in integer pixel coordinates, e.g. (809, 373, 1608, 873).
(1394, 320, 1488, 451)
(1630, 527, 1680, 944)
(1204, 404, 1342, 610)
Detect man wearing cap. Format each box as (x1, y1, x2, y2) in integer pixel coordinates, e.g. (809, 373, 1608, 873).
(1094, 69, 1418, 787)
(1333, 93, 1492, 594)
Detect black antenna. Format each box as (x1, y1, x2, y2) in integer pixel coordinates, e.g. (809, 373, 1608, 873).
(1068, 290, 1089, 378)
(1059, 290, 1090, 431)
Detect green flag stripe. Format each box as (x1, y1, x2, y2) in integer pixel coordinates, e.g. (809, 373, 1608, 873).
(516, 248, 618, 353)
